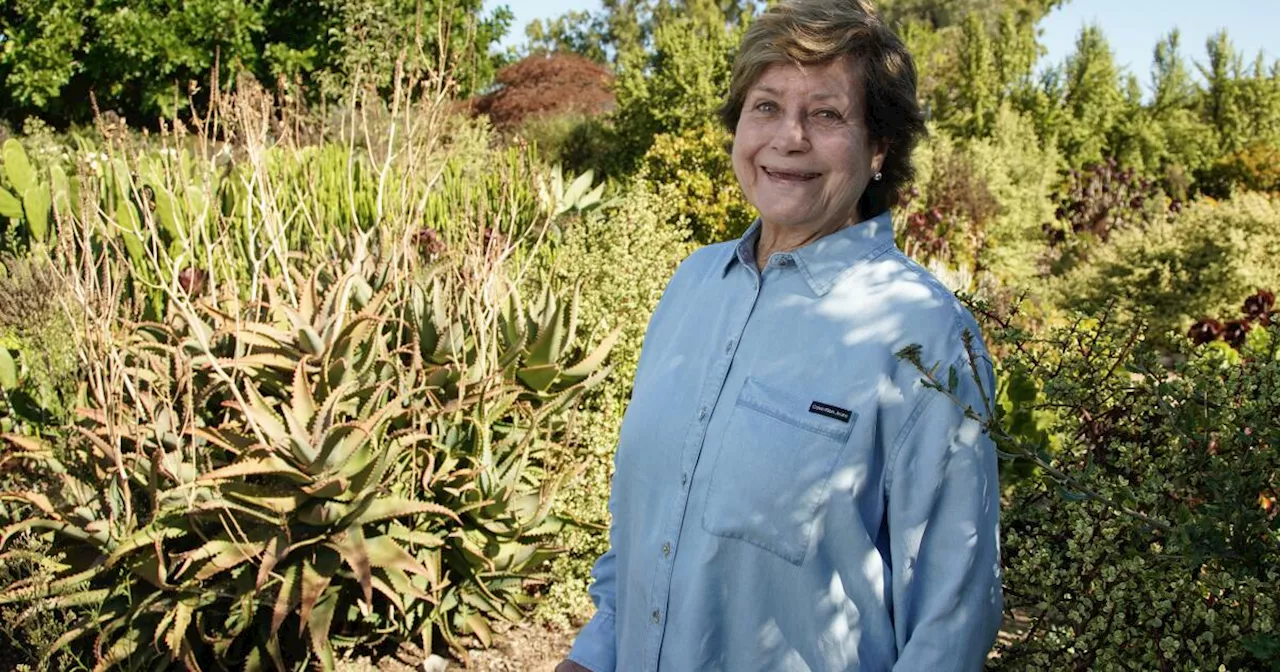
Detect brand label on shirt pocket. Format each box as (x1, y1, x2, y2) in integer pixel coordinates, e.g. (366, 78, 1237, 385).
(701, 377, 857, 565)
(809, 401, 852, 422)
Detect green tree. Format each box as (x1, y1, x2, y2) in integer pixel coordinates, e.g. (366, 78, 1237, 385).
(317, 0, 512, 97)
(1198, 30, 1247, 154)
(524, 10, 609, 63)
(1056, 25, 1126, 169)
(606, 5, 741, 174)
(877, 0, 1062, 30)
(912, 6, 1042, 136)
(0, 0, 513, 127)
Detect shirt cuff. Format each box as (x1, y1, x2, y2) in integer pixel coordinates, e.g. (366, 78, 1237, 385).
(567, 609, 617, 672)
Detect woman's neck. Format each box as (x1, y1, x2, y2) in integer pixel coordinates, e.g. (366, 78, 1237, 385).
(754, 212, 861, 272)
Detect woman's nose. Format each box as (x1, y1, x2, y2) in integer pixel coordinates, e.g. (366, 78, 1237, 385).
(770, 114, 810, 153)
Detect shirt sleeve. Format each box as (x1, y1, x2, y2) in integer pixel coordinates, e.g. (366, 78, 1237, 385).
(888, 345, 1003, 671)
(566, 490, 619, 671)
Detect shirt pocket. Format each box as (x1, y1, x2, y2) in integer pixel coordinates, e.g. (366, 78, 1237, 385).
(700, 377, 857, 565)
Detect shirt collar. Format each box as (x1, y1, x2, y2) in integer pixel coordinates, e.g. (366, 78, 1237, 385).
(722, 211, 897, 296)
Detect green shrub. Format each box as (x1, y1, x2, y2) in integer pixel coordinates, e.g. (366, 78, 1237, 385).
(517, 113, 603, 169)
(902, 110, 1059, 287)
(984, 315, 1280, 669)
(532, 178, 693, 628)
(1046, 158, 1173, 275)
(640, 122, 754, 244)
(1051, 192, 1280, 350)
(1200, 140, 1280, 198)
(0, 254, 80, 436)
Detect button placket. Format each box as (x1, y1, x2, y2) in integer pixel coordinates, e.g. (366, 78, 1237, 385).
(647, 267, 762, 668)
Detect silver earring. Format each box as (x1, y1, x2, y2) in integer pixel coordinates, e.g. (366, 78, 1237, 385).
(873, 172, 883, 182)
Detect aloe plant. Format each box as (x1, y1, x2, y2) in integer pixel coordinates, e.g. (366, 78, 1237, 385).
(0, 231, 617, 669)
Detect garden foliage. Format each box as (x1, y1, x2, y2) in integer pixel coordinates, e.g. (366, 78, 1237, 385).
(0, 0, 513, 126)
(0, 75, 623, 669)
(974, 303, 1280, 669)
(2, 0, 1280, 668)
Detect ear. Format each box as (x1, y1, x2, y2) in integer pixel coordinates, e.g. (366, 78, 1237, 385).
(871, 138, 890, 175)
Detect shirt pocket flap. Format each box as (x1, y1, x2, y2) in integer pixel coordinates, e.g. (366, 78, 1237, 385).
(737, 377, 857, 443)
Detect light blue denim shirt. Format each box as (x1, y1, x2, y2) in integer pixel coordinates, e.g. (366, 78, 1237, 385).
(568, 212, 1002, 672)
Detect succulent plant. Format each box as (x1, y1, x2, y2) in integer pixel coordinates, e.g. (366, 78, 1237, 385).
(0, 230, 616, 670)
(0, 139, 53, 245)
(544, 165, 606, 218)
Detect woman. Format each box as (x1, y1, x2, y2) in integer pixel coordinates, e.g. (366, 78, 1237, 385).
(559, 0, 1002, 669)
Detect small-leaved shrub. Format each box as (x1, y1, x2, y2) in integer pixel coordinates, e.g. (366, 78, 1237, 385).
(971, 306, 1280, 670)
(641, 122, 754, 244)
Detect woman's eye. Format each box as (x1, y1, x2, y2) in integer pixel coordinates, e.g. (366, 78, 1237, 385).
(754, 101, 777, 113)
(815, 109, 842, 120)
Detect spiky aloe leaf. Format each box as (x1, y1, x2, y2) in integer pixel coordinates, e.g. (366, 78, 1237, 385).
(105, 522, 188, 569)
(197, 454, 308, 483)
(526, 287, 564, 367)
(291, 360, 317, 428)
(191, 426, 257, 455)
(385, 522, 446, 549)
(516, 364, 559, 392)
(219, 482, 307, 515)
(560, 326, 622, 382)
(298, 324, 326, 356)
(380, 565, 435, 605)
(332, 527, 373, 607)
(313, 422, 373, 476)
(563, 283, 581, 354)
(184, 538, 268, 581)
(345, 496, 461, 527)
(238, 385, 291, 449)
(365, 535, 436, 585)
(464, 612, 494, 648)
(93, 624, 146, 672)
(296, 499, 350, 527)
(161, 595, 196, 658)
(368, 572, 406, 613)
(271, 562, 300, 635)
(299, 549, 339, 634)
(308, 590, 339, 672)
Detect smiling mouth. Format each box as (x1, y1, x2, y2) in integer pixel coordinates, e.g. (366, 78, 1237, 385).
(764, 168, 821, 182)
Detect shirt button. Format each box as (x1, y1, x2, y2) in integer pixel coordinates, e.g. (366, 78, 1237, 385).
(698, 406, 708, 420)
(662, 542, 672, 557)
(681, 472, 688, 487)
(651, 609, 661, 624)
(724, 339, 734, 354)
(778, 255, 793, 266)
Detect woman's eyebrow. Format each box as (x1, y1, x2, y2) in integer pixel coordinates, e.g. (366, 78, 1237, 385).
(748, 85, 847, 102)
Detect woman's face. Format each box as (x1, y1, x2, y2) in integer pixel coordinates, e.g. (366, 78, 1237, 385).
(732, 57, 886, 234)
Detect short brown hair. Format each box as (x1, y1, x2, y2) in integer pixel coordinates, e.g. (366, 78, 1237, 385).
(720, 0, 925, 219)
